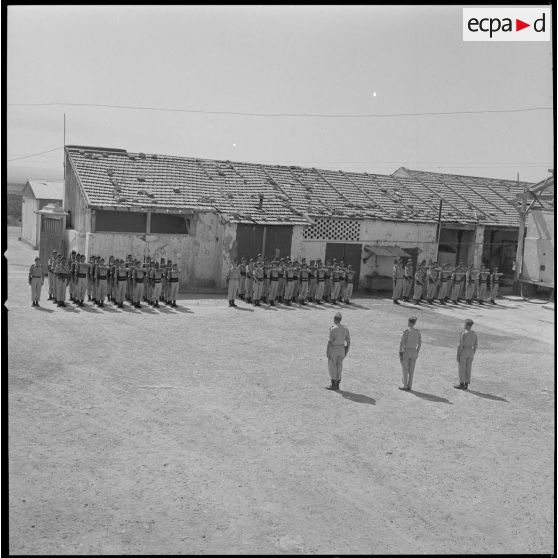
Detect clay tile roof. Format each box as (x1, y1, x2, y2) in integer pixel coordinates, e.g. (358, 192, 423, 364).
(64, 146, 533, 227)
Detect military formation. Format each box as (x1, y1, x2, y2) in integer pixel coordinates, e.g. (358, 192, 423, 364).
(392, 258, 504, 306)
(29, 250, 181, 309)
(225, 255, 357, 307)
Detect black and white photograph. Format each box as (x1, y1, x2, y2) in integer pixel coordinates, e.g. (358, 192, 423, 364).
(6, 4, 555, 555)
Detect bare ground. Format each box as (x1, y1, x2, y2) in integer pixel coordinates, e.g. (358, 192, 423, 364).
(7, 227, 554, 554)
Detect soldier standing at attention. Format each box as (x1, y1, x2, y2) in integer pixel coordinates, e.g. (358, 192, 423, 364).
(54, 256, 70, 307)
(323, 260, 332, 303)
(47, 250, 57, 301)
(226, 258, 241, 307)
(401, 260, 414, 302)
(113, 259, 128, 308)
(252, 261, 264, 306)
(398, 316, 421, 391)
(125, 256, 134, 302)
(426, 261, 438, 304)
(29, 257, 45, 306)
(450, 263, 466, 305)
(75, 254, 89, 306)
(168, 263, 180, 307)
(238, 257, 247, 300)
(268, 260, 279, 305)
(477, 263, 490, 305)
(284, 260, 295, 305)
(291, 261, 300, 302)
(87, 255, 97, 303)
(315, 260, 326, 304)
(277, 258, 285, 303)
(331, 264, 342, 304)
(392, 258, 404, 304)
(338, 261, 347, 303)
(437, 263, 451, 304)
(67, 251, 76, 302)
(464, 264, 478, 305)
(344, 264, 355, 304)
(261, 260, 270, 304)
(245, 258, 254, 303)
(412, 262, 425, 305)
(298, 262, 310, 305)
(150, 262, 163, 307)
(455, 319, 478, 390)
(95, 258, 109, 307)
(308, 260, 317, 302)
(325, 312, 351, 391)
(490, 267, 503, 304)
(132, 260, 146, 308)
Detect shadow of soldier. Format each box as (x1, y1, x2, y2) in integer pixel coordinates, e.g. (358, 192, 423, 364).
(466, 389, 509, 402)
(407, 390, 453, 404)
(336, 390, 376, 405)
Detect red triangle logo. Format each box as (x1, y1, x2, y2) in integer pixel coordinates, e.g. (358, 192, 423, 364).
(516, 19, 530, 31)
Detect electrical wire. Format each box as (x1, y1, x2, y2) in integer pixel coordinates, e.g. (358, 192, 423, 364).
(7, 102, 553, 118)
(7, 146, 63, 162)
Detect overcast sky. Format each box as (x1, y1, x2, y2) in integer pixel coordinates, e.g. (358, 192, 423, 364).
(7, 5, 554, 184)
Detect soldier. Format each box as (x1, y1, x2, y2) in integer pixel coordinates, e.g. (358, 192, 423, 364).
(143, 257, 152, 303)
(75, 254, 90, 306)
(252, 261, 264, 306)
(326, 312, 351, 391)
(392, 258, 404, 304)
(245, 258, 254, 303)
(113, 259, 128, 308)
(168, 263, 180, 307)
(454, 318, 478, 390)
(465, 264, 478, 305)
(450, 263, 466, 305)
(292, 261, 300, 302)
(132, 260, 146, 308)
(68, 251, 77, 302)
(323, 260, 332, 303)
(87, 255, 97, 303)
(261, 260, 270, 304)
(344, 264, 355, 303)
(331, 264, 342, 304)
(437, 263, 452, 304)
(412, 262, 426, 305)
(398, 316, 421, 391)
(238, 257, 247, 300)
(401, 260, 414, 302)
(308, 260, 317, 302)
(125, 255, 134, 301)
(490, 267, 503, 304)
(315, 260, 326, 304)
(268, 260, 280, 306)
(338, 261, 347, 303)
(426, 261, 439, 304)
(47, 249, 58, 301)
(28, 257, 45, 306)
(149, 262, 163, 307)
(477, 263, 491, 304)
(284, 260, 295, 305)
(226, 258, 241, 307)
(54, 256, 70, 307)
(298, 262, 310, 304)
(276, 258, 285, 303)
(95, 258, 109, 307)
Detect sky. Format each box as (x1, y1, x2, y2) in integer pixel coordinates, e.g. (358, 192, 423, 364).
(7, 5, 554, 185)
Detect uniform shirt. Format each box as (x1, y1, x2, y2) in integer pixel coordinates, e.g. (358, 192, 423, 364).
(414, 269, 425, 284)
(427, 267, 438, 282)
(300, 268, 309, 281)
(345, 270, 355, 283)
(393, 265, 404, 280)
(29, 263, 45, 279)
(253, 266, 264, 281)
(478, 270, 490, 283)
(77, 262, 90, 277)
(491, 272, 503, 284)
(404, 265, 414, 279)
(400, 327, 422, 352)
(458, 330, 478, 352)
(227, 264, 241, 280)
(317, 268, 326, 281)
(329, 323, 351, 347)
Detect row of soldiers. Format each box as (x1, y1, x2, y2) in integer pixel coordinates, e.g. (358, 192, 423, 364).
(34, 250, 181, 308)
(226, 256, 356, 307)
(392, 259, 504, 305)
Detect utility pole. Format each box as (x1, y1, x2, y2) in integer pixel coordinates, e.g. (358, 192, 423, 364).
(63, 113, 66, 209)
(513, 172, 526, 294)
(435, 199, 443, 261)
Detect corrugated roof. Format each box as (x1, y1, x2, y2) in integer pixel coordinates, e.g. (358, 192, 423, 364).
(65, 146, 531, 227)
(25, 180, 64, 200)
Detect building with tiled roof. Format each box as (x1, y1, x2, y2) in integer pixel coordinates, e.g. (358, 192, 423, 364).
(61, 146, 530, 290)
(21, 179, 64, 249)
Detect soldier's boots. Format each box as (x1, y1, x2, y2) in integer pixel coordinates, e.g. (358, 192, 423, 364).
(454, 383, 465, 389)
(326, 380, 336, 390)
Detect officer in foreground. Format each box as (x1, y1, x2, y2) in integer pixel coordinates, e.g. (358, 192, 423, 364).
(455, 318, 478, 390)
(326, 312, 351, 391)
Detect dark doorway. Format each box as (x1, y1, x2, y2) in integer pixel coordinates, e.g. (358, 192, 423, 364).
(39, 215, 66, 267)
(236, 224, 293, 261)
(325, 243, 362, 288)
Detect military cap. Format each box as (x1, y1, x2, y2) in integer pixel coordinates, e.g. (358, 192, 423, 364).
(408, 316, 417, 324)
(465, 318, 474, 325)
(334, 312, 342, 320)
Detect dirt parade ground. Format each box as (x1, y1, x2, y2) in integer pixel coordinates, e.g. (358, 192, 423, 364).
(7, 227, 555, 555)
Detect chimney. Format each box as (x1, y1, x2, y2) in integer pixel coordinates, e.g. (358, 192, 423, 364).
(258, 193, 264, 210)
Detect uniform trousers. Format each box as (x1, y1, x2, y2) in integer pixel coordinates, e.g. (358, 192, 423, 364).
(402, 277, 413, 298)
(331, 281, 341, 301)
(245, 278, 253, 300)
(239, 275, 246, 296)
(277, 277, 285, 298)
(438, 281, 449, 299)
(151, 282, 162, 302)
(478, 282, 488, 300)
(285, 280, 295, 300)
(413, 282, 423, 300)
(30, 277, 43, 302)
(252, 280, 262, 301)
(97, 279, 108, 301)
(269, 280, 278, 301)
(292, 281, 299, 300)
(56, 277, 68, 302)
(76, 277, 87, 301)
(169, 281, 179, 301)
(328, 346, 346, 381)
(48, 271, 56, 297)
(451, 282, 463, 300)
(315, 281, 325, 301)
(344, 283, 353, 301)
(400, 348, 418, 389)
(227, 278, 239, 300)
(114, 280, 126, 304)
(490, 283, 499, 301)
(324, 280, 332, 300)
(393, 278, 403, 300)
(133, 282, 144, 304)
(309, 278, 317, 299)
(458, 348, 475, 384)
(299, 281, 309, 300)
(339, 282, 346, 300)
(426, 281, 438, 300)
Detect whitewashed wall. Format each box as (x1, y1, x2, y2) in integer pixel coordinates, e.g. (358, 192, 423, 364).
(21, 197, 39, 247)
